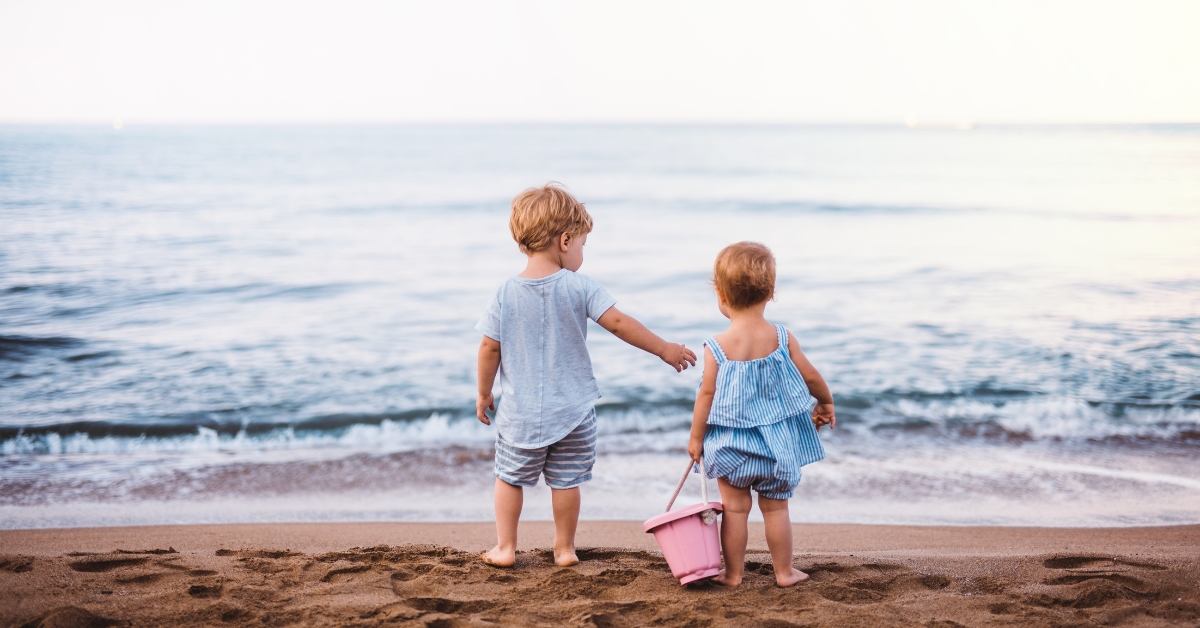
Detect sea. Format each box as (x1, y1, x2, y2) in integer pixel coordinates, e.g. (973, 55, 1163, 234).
(2, 124, 1198, 529)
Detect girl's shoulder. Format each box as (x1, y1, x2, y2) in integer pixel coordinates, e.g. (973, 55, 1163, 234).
(703, 334, 727, 363)
(708, 322, 784, 362)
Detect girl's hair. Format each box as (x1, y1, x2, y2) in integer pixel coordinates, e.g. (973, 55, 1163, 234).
(714, 241, 776, 308)
(509, 183, 593, 254)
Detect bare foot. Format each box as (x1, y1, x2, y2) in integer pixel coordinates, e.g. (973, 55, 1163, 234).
(553, 548, 579, 567)
(481, 546, 515, 568)
(775, 567, 809, 587)
(713, 569, 743, 587)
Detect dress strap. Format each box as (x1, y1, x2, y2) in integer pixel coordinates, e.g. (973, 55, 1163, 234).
(704, 337, 727, 364)
(775, 323, 790, 357)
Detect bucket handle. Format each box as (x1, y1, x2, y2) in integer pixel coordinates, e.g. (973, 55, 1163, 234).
(664, 457, 709, 512)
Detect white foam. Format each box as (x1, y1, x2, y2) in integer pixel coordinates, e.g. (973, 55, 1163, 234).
(0, 413, 494, 456)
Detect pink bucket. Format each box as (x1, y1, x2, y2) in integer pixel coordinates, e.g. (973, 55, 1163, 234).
(643, 460, 723, 585)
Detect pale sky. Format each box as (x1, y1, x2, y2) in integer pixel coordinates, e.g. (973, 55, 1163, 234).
(1, 0, 1197, 124)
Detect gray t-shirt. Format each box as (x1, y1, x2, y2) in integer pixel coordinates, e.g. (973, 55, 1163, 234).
(476, 269, 617, 449)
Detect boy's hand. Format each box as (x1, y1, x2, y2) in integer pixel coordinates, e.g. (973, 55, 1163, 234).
(476, 392, 495, 425)
(687, 435, 704, 463)
(660, 343, 698, 372)
(812, 403, 836, 431)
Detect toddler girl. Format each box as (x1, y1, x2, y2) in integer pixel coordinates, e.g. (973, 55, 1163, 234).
(687, 241, 835, 587)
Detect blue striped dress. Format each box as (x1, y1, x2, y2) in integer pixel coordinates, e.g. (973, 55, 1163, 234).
(702, 323, 825, 499)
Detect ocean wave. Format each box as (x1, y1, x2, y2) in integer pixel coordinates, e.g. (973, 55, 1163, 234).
(0, 413, 493, 456)
(0, 408, 692, 457)
(2, 394, 1198, 457)
(860, 395, 1200, 441)
(0, 334, 84, 361)
(0, 407, 476, 441)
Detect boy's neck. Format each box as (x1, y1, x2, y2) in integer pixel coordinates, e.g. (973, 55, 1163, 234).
(519, 250, 566, 279)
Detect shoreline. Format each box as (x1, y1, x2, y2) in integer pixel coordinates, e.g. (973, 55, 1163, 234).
(3, 521, 1199, 557)
(3, 522, 1198, 626)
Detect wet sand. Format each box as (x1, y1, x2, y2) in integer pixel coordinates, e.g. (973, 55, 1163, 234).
(3, 522, 1198, 627)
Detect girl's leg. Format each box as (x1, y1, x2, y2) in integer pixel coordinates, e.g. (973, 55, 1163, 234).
(758, 495, 808, 586)
(551, 487, 581, 566)
(714, 478, 753, 587)
(483, 478, 523, 566)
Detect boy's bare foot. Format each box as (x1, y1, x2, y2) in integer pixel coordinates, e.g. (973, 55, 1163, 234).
(553, 548, 579, 567)
(713, 570, 743, 587)
(775, 567, 809, 587)
(481, 546, 515, 568)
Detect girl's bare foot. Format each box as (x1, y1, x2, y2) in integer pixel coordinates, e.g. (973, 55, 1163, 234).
(775, 567, 809, 587)
(481, 546, 515, 567)
(713, 569, 743, 587)
(553, 547, 579, 567)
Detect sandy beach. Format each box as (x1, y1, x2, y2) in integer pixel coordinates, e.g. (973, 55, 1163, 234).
(3, 522, 1198, 627)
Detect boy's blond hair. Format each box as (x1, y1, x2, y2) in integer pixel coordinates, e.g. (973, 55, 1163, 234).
(509, 183, 593, 254)
(714, 242, 776, 309)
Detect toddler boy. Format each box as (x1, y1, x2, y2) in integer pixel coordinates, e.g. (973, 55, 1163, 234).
(476, 183, 696, 567)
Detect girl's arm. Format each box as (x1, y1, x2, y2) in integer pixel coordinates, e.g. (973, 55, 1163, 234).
(476, 336, 501, 425)
(787, 331, 836, 430)
(596, 306, 697, 372)
(687, 347, 719, 462)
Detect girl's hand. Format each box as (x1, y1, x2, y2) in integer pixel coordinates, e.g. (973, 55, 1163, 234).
(812, 403, 836, 431)
(476, 392, 495, 425)
(687, 436, 704, 463)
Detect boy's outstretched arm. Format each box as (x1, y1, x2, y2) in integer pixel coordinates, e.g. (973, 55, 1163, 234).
(476, 336, 501, 425)
(596, 306, 697, 372)
(786, 331, 836, 430)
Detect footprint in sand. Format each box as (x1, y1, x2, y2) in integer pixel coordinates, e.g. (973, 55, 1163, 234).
(1043, 554, 1114, 569)
(536, 568, 642, 599)
(920, 574, 952, 590)
(68, 551, 199, 590)
(213, 548, 300, 558)
(804, 561, 917, 605)
(320, 564, 372, 583)
(405, 597, 497, 614)
(67, 557, 149, 573)
(0, 555, 34, 573)
(1044, 573, 1149, 592)
(187, 583, 223, 598)
(1030, 553, 1169, 611)
(114, 572, 166, 584)
(1040, 553, 1167, 571)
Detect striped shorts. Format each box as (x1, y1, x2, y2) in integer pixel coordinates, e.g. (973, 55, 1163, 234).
(494, 410, 597, 489)
(704, 413, 824, 500)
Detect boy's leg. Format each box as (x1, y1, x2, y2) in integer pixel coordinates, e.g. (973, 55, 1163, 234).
(488, 432, 545, 567)
(542, 411, 596, 567)
(714, 478, 752, 587)
(550, 487, 580, 566)
(483, 478, 523, 567)
(758, 494, 808, 587)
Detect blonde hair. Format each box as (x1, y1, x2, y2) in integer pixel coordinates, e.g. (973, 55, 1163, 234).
(714, 242, 776, 308)
(509, 183, 593, 254)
